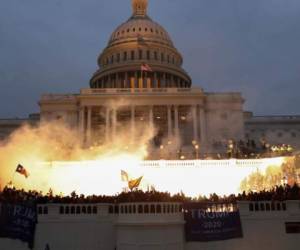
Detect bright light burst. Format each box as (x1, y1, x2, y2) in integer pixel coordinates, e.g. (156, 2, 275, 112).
(0, 122, 291, 197)
(26, 157, 286, 197)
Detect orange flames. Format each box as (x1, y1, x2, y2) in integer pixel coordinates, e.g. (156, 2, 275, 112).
(0, 122, 295, 196)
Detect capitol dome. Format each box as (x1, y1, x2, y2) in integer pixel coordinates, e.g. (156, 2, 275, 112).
(90, 0, 192, 89)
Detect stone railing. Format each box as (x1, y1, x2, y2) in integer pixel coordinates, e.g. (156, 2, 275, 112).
(116, 202, 184, 225)
(40, 94, 78, 102)
(139, 157, 286, 169)
(80, 87, 203, 95)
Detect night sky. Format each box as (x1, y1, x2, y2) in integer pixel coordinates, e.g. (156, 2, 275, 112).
(0, 0, 300, 118)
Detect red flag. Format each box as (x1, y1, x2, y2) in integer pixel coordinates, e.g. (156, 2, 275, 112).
(16, 164, 30, 178)
(141, 63, 153, 72)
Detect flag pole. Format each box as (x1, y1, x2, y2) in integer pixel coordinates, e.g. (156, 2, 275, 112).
(9, 171, 16, 187)
(141, 65, 143, 88)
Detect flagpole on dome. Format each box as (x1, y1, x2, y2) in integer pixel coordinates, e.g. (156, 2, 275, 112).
(141, 64, 143, 88)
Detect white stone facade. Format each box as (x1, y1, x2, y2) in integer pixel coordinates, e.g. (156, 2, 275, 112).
(244, 113, 300, 149)
(0, 201, 299, 250)
(39, 88, 244, 154)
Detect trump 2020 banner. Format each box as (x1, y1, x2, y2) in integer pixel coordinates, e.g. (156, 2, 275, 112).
(0, 202, 37, 249)
(184, 202, 243, 241)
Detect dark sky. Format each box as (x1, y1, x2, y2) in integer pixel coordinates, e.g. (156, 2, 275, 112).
(1, 0, 300, 118)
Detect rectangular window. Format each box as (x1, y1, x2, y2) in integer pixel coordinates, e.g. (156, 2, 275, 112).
(117, 53, 120, 62)
(139, 50, 143, 60)
(286, 222, 300, 234)
(147, 50, 150, 60)
(154, 51, 158, 60)
(123, 51, 127, 61)
(161, 53, 164, 62)
(111, 55, 114, 63)
(131, 51, 135, 60)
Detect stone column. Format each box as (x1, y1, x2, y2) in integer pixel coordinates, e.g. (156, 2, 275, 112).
(147, 74, 151, 88)
(163, 73, 167, 88)
(174, 105, 179, 137)
(79, 106, 85, 143)
(131, 105, 135, 141)
(192, 105, 198, 142)
(105, 107, 110, 142)
(199, 108, 207, 145)
(135, 71, 138, 88)
(112, 108, 117, 140)
(125, 72, 128, 88)
(116, 73, 119, 88)
(149, 106, 154, 130)
(87, 106, 92, 144)
(154, 72, 158, 88)
(167, 105, 172, 139)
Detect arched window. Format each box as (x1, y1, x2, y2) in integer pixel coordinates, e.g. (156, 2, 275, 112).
(249, 203, 254, 211)
(71, 206, 75, 214)
(131, 51, 135, 60)
(163, 205, 166, 213)
(156, 204, 161, 213)
(113, 205, 118, 214)
(59, 206, 64, 214)
(43, 207, 48, 215)
(150, 204, 155, 213)
(87, 206, 92, 214)
(144, 205, 149, 213)
(93, 206, 97, 214)
(38, 207, 43, 214)
(138, 205, 143, 213)
(76, 206, 81, 214)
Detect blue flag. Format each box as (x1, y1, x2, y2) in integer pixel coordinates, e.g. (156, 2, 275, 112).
(0, 202, 37, 249)
(184, 202, 243, 242)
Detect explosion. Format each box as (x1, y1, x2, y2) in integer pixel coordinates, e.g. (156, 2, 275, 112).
(0, 120, 296, 197)
(0, 121, 152, 194)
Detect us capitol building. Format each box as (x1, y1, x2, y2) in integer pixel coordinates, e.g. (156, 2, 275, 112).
(1, 0, 300, 154)
(42, 0, 245, 154)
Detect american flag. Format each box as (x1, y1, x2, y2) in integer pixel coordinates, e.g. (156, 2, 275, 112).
(141, 63, 153, 72)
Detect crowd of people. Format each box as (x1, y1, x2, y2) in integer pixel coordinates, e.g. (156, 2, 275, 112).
(0, 184, 299, 205)
(147, 138, 295, 160)
(225, 139, 294, 159)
